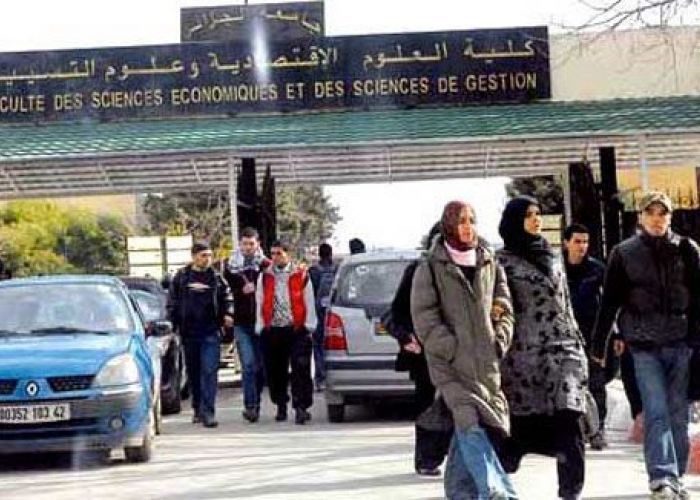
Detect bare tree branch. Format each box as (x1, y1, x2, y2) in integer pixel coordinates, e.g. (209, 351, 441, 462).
(561, 0, 699, 31)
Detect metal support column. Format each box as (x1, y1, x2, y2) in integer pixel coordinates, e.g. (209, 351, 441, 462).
(561, 166, 572, 225)
(639, 134, 649, 193)
(228, 157, 239, 252)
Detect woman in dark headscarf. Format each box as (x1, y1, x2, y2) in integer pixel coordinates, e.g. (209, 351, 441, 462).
(412, 201, 517, 499)
(497, 196, 588, 500)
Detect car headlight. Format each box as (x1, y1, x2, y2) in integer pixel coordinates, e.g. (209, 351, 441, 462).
(93, 353, 140, 387)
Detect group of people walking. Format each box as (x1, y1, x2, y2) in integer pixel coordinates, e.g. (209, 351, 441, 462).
(402, 192, 697, 499)
(166, 190, 696, 500)
(167, 228, 341, 428)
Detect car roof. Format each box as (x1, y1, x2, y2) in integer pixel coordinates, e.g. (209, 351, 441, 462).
(340, 249, 422, 265)
(0, 274, 125, 288)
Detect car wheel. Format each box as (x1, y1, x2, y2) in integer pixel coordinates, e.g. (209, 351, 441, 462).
(125, 406, 155, 463)
(327, 404, 345, 423)
(161, 359, 182, 415)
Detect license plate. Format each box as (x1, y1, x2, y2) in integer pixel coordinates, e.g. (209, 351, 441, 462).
(374, 320, 389, 336)
(0, 403, 71, 424)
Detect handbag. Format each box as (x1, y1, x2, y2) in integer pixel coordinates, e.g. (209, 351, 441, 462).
(581, 389, 600, 439)
(415, 395, 454, 433)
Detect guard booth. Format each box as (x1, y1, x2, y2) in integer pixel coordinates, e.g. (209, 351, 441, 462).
(0, 3, 699, 252)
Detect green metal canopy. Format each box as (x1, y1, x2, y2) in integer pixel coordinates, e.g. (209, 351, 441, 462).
(0, 96, 699, 198)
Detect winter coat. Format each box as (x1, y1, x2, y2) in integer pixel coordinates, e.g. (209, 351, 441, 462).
(167, 265, 234, 336)
(497, 249, 588, 416)
(591, 231, 700, 359)
(565, 255, 605, 345)
(255, 263, 317, 333)
(411, 238, 514, 435)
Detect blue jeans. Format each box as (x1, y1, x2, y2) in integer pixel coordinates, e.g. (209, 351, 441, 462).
(235, 325, 264, 410)
(183, 334, 220, 418)
(632, 345, 692, 488)
(313, 307, 327, 383)
(444, 427, 518, 500)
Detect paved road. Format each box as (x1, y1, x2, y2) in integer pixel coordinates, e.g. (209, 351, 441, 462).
(2, 386, 700, 500)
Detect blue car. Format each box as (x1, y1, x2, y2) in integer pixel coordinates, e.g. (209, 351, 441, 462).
(0, 275, 162, 463)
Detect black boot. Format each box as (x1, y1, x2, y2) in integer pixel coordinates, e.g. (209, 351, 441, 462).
(242, 407, 259, 423)
(295, 408, 311, 425)
(275, 405, 288, 422)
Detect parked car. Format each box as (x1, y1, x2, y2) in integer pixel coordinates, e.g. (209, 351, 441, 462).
(324, 250, 420, 423)
(120, 276, 186, 415)
(0, 275, 163, 463)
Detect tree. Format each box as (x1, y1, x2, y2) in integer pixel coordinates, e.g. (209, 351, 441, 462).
(276, 186, 341, 257)
(142, 191, 230, 250)
(574, 0, 699, 30)
(506, 176, 564, 214)
(0, 201, 129, 277)
(141, 185, 341, 258)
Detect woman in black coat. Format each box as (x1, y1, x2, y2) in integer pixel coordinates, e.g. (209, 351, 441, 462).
(496, 196, 588, 500)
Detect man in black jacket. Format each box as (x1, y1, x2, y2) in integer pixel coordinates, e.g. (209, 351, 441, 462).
(308, 243, 338, 392)
(563, 223, 619, 450)
(224, 227, 270, 423)
(168, 241, 234, 428)
(591, 192, 698, 499)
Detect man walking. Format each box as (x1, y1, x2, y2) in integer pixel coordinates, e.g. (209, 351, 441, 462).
(256, 240, 317, 424)
(308, 243, 338, 392)
(224, 227, 270, 423)
(592, 192, 698, 499)
(563, 223, 618, 450)
(168, 241, 234, 428)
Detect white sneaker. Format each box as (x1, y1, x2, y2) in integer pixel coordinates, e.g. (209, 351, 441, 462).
(677, 485, 690, 500)
(650, 485, 678, 500)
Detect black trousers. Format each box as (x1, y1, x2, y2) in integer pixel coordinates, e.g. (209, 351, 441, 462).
(262, 326, 313, 411)
(588, 360, 608, 433)
(413, 357, 452, 470)
(495, 411, 585, 498)
(619, 347, 643, 419)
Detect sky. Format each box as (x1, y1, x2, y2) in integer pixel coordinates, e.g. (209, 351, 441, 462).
(0, 0, 603, 251)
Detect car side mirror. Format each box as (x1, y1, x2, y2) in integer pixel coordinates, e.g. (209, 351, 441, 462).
(147, 320, 173, 337)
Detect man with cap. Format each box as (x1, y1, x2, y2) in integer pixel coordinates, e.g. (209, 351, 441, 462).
(591, 192, 699, 500)
(168, 241, 234, 428)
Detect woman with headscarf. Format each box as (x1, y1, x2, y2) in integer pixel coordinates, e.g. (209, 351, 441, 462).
(412, 201, 517, 499)
(496, 196, 588, 500)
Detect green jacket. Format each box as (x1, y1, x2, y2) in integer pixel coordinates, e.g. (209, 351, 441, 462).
(411, 237, 513, 434)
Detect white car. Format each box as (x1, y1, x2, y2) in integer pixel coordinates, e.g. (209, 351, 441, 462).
(323, 250, 420, 423)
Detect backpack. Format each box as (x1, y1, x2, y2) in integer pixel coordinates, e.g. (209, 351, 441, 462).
(315, 263, 337, 309)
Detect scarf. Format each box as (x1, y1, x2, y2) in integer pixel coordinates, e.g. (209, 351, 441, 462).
(229, 246, 267, 272)
(498, 196, 555, 278)
(440, 200, 478, 252)
(445, 241, 477, 267)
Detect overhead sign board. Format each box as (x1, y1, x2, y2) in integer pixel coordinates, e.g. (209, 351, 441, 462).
(0, 26, 549, 123)
(181, 2, 325, 42)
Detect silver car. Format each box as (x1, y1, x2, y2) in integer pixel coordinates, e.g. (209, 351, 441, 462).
(324, 250, 421, 422)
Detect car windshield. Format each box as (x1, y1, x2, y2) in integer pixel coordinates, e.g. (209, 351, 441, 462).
(335, 260, 412, 307)
(0, 283, 135, 335)
(131, 290, 164, 323)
